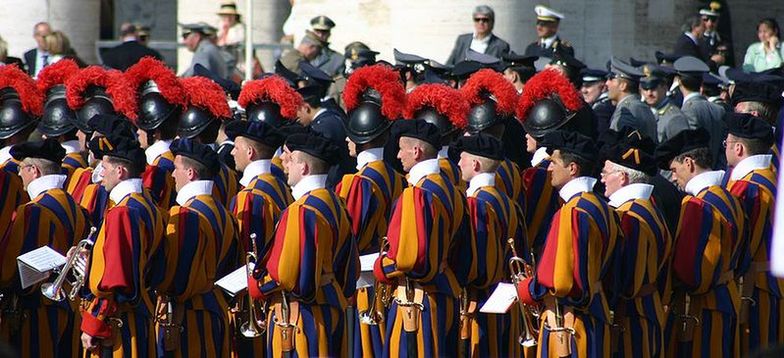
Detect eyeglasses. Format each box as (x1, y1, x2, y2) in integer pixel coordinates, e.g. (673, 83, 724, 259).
(702, 17, 717, 23)
(473, 17, 491, 23)
(600, 169, 621, 178)
(723, 139, 739, 148)
(181, 32, 192, 40)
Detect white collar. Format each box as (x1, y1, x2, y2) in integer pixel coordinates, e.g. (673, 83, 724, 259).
(313, 108, 327, 120)
(730, 154, 772, 181)
(206, 143, 217, 151)
(541, 34, 557, 47)
(531, 147, 549, 166)
(407, 158, 440, 186)
(472, 32, 491, 43)
(0, 145, 12, 164)
(145, 139, 172, 165)
(466, 172, 495, 197)
(291, 174, 327, 200)
(608, 183, 654, 208)
(109, 178, 143, 204)
(356, 147, 384, 170)
(240, 159, 272, 186)
(175, 180, 214, 205)
(684, 170, 725, 195)
(438, 146, 449, 159)
(60, 140, 81, 154)
(685, 32, 699, 44)
(558, 176, 597, 201)
(683, 92, 701, 104)
(27, 174, 67, 199)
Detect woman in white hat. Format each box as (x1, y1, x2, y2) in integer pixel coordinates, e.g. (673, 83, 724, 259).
(216, 1, 245, 48)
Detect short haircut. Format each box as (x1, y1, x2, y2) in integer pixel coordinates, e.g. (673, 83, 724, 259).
(468, 153, 500, 172)
(682, 15, 702, 33)
(401, 136, 438, 158)
(24, 158, 61, 176)
(679, 75, 702, 92)
(238, 136, 275, 159)
(473, 5, 495, 20)
(104, 155, 144, 178)
(739, 101, 774, 122)
(608, 161, 651, 184)
(559, 150, 595, 177)
(673, 147, 712, 170)
(179, 155, 216, 179)
(119, 22, 137, 37)
(737, 137, 774, 156)
(620, 78, 639, 94)
(295, 151, 329, 175)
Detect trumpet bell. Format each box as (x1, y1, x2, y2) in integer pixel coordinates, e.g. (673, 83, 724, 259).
(41, 282, 66, 302)
(239, 322, 263, 338)
(359, 312, 379, 326)
(519, 335, 537, 347)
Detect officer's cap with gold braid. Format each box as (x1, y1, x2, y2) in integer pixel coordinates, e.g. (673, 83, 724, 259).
(600, 126, 658, 176)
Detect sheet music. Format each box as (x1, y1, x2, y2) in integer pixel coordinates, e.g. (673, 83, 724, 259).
(215, 263, 253, 297)
(17, 246, 67, 289)
(479, 282, 518, 314)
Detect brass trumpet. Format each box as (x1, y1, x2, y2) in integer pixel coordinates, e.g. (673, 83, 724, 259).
(507, 238, 538, 348)
(359, 237, 390, 326)
(42, 227, 98, 302)
(240, 233, 266, 337)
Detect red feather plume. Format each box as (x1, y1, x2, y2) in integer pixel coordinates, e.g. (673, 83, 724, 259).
(124, 57, 187, 109)
(516, 69, 584, 123)
(460, 69, 518, 116)
(179, 76, 231, 119)
(0, 65, 44, 117)
(36, 59, 79, 94)
(404, 83, 469, 129)
(343, 64, 405, 120)
(238, 75, 303, 120)
(65, 66, 138, 120)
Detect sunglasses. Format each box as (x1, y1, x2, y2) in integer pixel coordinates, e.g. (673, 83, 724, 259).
(474, 17, 491, 23)
(702, 17, 717, 23)
(181, 32, 192, 39)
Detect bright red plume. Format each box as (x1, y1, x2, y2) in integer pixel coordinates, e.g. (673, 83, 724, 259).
(65, 66, 138, 120)
(460, 69, 518, 116)
(238, 75, 303, 120)
(404, 83, 469, 129)
(0, 65, 44, 117)
(179, 76, 231, 119)
(124, 57, 187, 109)
(516, 69, 584, 123)
(343, 64, 405, 120)
(36, 59, 79, 94)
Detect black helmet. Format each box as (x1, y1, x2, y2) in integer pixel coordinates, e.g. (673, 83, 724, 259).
(467, 100, 502, 133)
(246, 101, 286, 128)
(0, 87, 38, 139)
(346, 94, 392, 144)
(405, 83, 468, 138)
(178, 106, 217, 139)
(414, 107, 454, 138)
(38, 85, 77, 137)
(523, 97, 573, 138)
(460, 69, 518, 134)
(74, 86, 115, 133)
(137, 81, 182, 131)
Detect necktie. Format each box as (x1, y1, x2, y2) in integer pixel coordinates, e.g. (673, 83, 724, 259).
(42, 53, 49, 68)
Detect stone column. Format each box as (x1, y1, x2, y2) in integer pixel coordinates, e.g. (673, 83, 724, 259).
(48, 0, 102, 64)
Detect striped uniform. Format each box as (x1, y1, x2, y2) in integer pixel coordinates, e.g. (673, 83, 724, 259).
(228, 170, 292, 357)
(374, 161, 469, 358)
(727, 162, 782, 355)
(495, 158, 525, 209)
(0, 169, 28, 258)
(81, 182, 166, 358)
(0, 154, 20, 174)
(612, 195, 671, 358)
(271, 155, 286, 184)
(521, 158, 561, 257)
(0, 180, 89, 358)
(519, 183, 621, 358)
(665, 182, 744, 358)
(142, 149, 176, 209)
(67, 167, 111, 227)
(336, 156, 406, 358)
(160, 186, 239, 358)
(439, 156, 467, 193)
(250, 185, 358, 357)
(213, 164, 240, 208)
(62, 151, 88, 178)
(463, 181, 525, 357)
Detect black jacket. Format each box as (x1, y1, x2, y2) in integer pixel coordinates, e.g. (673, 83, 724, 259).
(523, 36, 575, 58)
(101, 41, 163, 71)
(672, 33, 710, 62)
(446, 33, 510, 66)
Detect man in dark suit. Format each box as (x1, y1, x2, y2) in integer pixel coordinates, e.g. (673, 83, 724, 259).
(23, 22, 51, 77)
(523, 5, 574, 59)
(445, 5, 510, 66)
(101, 23, 163, 71)
(672, 15, 717, 65)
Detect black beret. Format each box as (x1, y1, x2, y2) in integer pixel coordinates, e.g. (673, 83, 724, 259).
(542, 130, 598, 163)
(453, 133, 504, 160)
(284, 132, 340, 166)
(600, 128, 658, 176)
(10, 138, 66, 163)
(580, 68, 609, 83)
(224, 119, 285, 149)
(296, 85, 324, 103)
(90, 135, 146, 170)
(396, 119, 442, 149)
(654, 128, 710, 170)
(726, 112, 774, 144)
(88, 114, 137, 140)
(170, 138, 221, 175)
